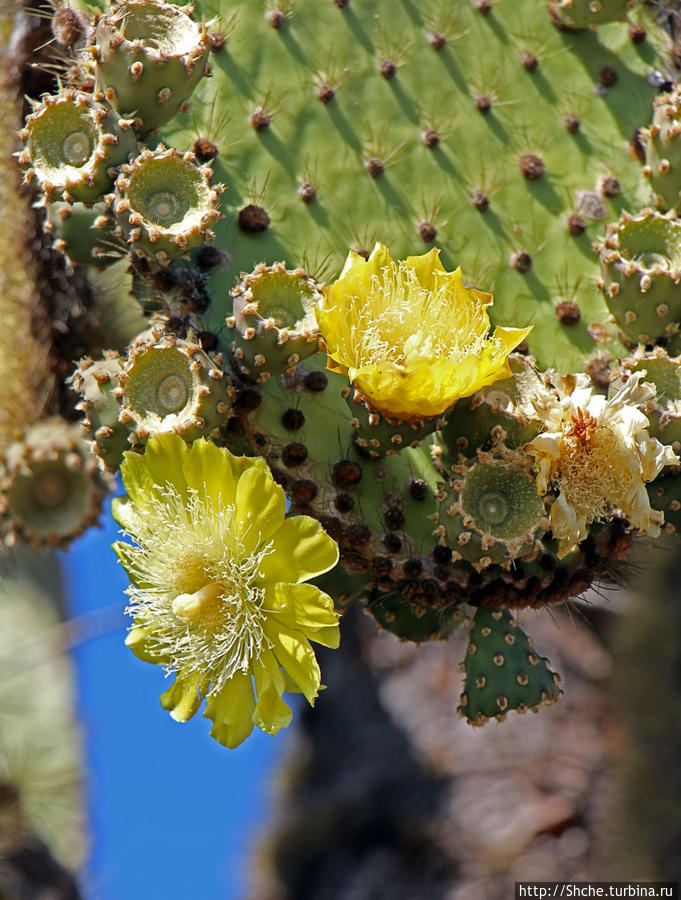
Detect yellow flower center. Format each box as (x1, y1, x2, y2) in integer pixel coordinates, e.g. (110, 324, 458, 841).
(345, 264, 488, 370)
(556, 418, 634, 521)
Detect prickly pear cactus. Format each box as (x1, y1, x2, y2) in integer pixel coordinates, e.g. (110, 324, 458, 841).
(9, 0, 681, 748)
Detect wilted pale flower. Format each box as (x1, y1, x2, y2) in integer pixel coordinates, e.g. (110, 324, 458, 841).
(112, 434, 340, 748)
(527, 372, 678, 558)
(316, 242, 532, 422)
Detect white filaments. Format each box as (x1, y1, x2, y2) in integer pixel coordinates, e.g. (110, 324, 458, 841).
(340, 265, 495, 368)
(123, 484, 274, 695)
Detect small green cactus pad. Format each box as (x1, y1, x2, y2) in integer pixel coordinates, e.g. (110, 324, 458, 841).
(19, 89, 137, 203)
(618, 346, 681, 449)
(0, 418, 112, 548)
(344, 388, 440, 459)
(159, 0, 667, 372)
(47, 201, 124, 266)
(113, 146, 223, 264)
(367, 588, 466, 643)
(647, 469, 681, 534)
(641, 87, 681, 212)
(93, 0, 211, 134)
(71, 354, 130, 471)
(229, 262, 321, 378)
(115, 329, 231, 444)
(597, 208, 681, 351)
(549, 0, 635, 29)
(439, 355, 544, 462)
(458, 605, 562, 725)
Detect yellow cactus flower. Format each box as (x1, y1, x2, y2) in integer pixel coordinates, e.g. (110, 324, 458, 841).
(527, 372, 678, 558)
(112, 434, 340, 748)
(317, 242, 532, 422)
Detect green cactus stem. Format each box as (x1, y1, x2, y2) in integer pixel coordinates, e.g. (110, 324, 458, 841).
(648, 469, 681, 534)
(458, 606, 562, 725)
(618, 347, 681, 449)
(113, 329, 232, 445)
(229, 262, 322, 380)
(641, 87, 681, 213)
(93, 0, 210, 134)
(596, 208, 681, 352)
(18, 89, 137, 203)
(549, 0, 636, 29)
(113, 146, 223, 265)
(0, 418, 111, 548)
(367, 588, 467, 643)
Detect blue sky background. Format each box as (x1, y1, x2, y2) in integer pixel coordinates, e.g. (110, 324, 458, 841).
(62, 497, 286, 899)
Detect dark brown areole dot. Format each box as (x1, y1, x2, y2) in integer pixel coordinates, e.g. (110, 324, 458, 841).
(373, 556, 393, 577)
(250, 106, 271, 132)
(585, 357, 612, 389)
(428, 31, 445, 50)
(519, 154, 545, 180)
(475, 0, 491, 14)
(192, 137, 219, 162)
(225, 416, 243, 437)
(333, 0, 348, 7)
(365, 157, 385, 178)
(165, 316, 188, 338)
(521, 51, 538, 73)
(475, 94, 492, 114)
(334, 492, 355, 513)
(564, 114, 580, 134)
(555, 301, 581, 325)
(419, 221, 437, 243)
(403, 558, 423, 577)
(379, 59, 396, 80)
(421, 579, 440, 604)
(253, 433, 268, 448)
(515, 339, 529, 354)
(267, 9, 286, 28)
(207, 32, 225, 53)
(235, 388, 262, 412)
(238, 204, 270, 233)
(422, 127, 440, 148)
(317, 82, 335, 104)
(291, 479, 318, 504)
(433, 544, 453, 565)
(384, 506, 405, 530)
(383, 532, 402, 554)
(601, 175, 621, 198)
(629, 23, 646, 44)
(303, 370, 328, 392)
(298, 182, 316, 204)
(408, 478, 428, 501)
(195, 244, 224, 270)
(321, 515, 343, 542)
(332, 459, 362, 487)
(282, 442, 308, 467)
(397, 579, 420, 601)
(347, 523, 372, 547)
(629, 129, 645, 164)
(282, 408, 305, 430)
(52, 7, 84, 47)
(472, 188, 489, 212)
(197, 331, 219, 352)
(511, 251, 532, 273)
(567, 214, 586, 236)
(598, 66, 618, 88)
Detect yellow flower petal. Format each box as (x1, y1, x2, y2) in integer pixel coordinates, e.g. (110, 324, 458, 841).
(182, 438, 237, 506)
(266, 582, 340, 635)
(160, 673, 204, 722)
(234, 461, 287, 552)
(125, 624, 169, 663)
(140, 433, 189, 497)
(260, 516, 339, 584)
(252, 651, 293, 735)
(265, 620, 321, 704)
(203, 673, 256, 749)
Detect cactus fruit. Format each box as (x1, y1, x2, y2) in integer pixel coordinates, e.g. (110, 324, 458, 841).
(70, 354, 130, 470)
(458, 605, 562, 725)
(549, 0, 635, 30)
(229, 262, 322, 379)
(19, 89, 137, 203)
(46, 201, 124, 266)
(597, 208, 681, 352)
(113, 329, 231, 445)
(113, 146, 223, 264)
(640, 87, 681, 212)
(93, 0, 211, 134)
(0, 419, 111, 548)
